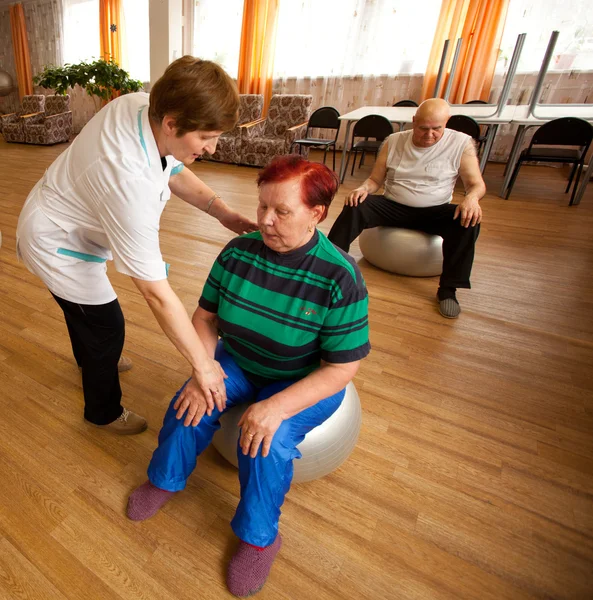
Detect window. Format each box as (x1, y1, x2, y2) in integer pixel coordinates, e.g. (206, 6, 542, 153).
(193, 0, 244, 78)
(273, 0, 442, 78)
(496, 0, 593, 73)
(63, 0, 100, 64)
(122, 0, 150, 82)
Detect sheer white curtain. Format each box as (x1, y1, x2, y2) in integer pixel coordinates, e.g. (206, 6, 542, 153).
(121, 0, 149, 83)
(63, 0, 99, 64)
(193, 0, 244, 78)
(273, 0, 441, 115)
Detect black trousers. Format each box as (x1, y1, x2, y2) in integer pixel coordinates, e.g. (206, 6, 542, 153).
(52, 293, 125, 425)
(327, 195, 480, 289)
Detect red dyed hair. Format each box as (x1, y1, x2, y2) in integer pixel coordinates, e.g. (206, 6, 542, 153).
(256, 155, 339, 222)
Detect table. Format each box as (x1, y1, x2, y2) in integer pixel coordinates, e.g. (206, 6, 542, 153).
(337, 105, 517, 183)
(499, 105, 593, 200)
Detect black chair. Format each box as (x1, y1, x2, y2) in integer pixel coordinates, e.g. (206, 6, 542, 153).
(446, 114, 481, 142)
(505, 117, 593, 205)
(446, 114, 486, 162)
(346, 115, 394, 176)
(392, 100, 418, 107)
(290, 106, 341, 170)
(465, 100, 488, 104)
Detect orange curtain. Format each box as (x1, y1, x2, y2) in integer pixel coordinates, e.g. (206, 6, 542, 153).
(421, 0, 509, 103)
(9, 3, 33, 99)
(100, 0, 123, 64)
(237, 0, 279, 113)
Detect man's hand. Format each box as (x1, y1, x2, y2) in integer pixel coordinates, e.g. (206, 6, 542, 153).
(219, 211, 258, 236)
(454, 197, 482, 228)
(346, 187, 369, 207)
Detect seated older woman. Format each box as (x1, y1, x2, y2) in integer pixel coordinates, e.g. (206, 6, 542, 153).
(127, 155, 370, 597)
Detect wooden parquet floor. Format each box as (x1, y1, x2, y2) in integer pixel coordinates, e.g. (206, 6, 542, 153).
(0, 137, 592, 600)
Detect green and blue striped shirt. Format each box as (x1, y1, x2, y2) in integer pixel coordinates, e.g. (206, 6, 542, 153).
(199, 230, 370, 383)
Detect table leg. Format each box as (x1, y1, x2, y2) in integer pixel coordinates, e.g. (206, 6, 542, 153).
(570, 158, 593, 206)
(503, 125, 522, 177)
(479, 123, 498, 173)
(339, 121, 352, 184)
(500, 125, 527, 198)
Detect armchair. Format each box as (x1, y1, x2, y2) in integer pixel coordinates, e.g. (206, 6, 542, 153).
(207, 94, 264, 164)
(1, 95, 45, 143)
(24, 95, 72, 145)
(239, 94, 313, 167)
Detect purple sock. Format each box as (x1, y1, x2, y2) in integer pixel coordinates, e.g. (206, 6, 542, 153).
(126, 480, 176, 521)
(227, 535, 282, 597)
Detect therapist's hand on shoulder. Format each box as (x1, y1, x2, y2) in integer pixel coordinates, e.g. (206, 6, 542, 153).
(218, 211, 259, 236)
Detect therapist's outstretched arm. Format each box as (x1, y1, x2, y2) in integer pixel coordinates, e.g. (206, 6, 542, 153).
(169, 168, 258, 235)
(132, 277, 227, 414)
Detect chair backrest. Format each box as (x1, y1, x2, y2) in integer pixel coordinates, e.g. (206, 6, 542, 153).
(265, 94, 313, 137)
(238, 94, 264, 125)
(446, 114, 481, 141)
(45, 95, 70, 116)
(306, 106, 340, 140)
(393, 100, 418, 107)
(21, 95, 45, 115)
(352, 114, 394, 141)
(530, 117, 593, 150)
(465, 100, 488, 104)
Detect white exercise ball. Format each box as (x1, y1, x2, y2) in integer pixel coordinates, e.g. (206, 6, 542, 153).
(0, 70, 14, 97)
(359, 226, 443, 277)
(212, 381, 362, 483)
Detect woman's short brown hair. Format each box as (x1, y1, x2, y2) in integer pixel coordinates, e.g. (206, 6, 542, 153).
(149, 56, 239, 136)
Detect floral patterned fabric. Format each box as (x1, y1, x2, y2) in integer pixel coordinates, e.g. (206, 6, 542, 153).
(239, 94, 312, 167)
(206, 94, 264, 164)
(1, 95, 46, 143)
(24, 95, 72, 145)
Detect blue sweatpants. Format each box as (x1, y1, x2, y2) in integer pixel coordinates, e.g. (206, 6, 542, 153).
(147, 343, 345, 547)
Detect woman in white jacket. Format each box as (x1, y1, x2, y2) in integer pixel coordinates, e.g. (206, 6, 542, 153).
(17, 56, 257, 434)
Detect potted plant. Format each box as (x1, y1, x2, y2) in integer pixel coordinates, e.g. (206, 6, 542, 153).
(34, 58, 143, 105)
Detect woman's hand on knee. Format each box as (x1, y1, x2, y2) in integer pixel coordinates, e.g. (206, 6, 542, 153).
(238, 401, 284, 458)
(174, 378, 213, 427)
(193, 359, 228, 412)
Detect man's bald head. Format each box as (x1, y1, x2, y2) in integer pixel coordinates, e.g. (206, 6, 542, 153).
(412, 98, 450, 148)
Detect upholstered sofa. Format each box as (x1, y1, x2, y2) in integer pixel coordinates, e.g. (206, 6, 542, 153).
(23, 95, 72, 145)
(207, 94, 264, 164)
(239, 94, 313, 167)
(1, 95, 46, 143)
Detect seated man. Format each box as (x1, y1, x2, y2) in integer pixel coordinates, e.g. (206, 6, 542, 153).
(328, 98, 486, 318)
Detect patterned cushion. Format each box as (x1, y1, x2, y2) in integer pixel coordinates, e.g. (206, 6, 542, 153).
(239, 95, 313, 167)
(23, 109, 72, 145)
(45, 95, 70, 116)
(20, 95, 45, 115)
(264, 95, 312, 137)
(206, 94, 264, 164)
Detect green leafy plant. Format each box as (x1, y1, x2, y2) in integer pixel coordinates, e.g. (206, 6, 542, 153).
(34, 58, 143, 101)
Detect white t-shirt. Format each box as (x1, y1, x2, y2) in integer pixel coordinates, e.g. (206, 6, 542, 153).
(16, 92, 184, 305)
(383, 128, 470, 208)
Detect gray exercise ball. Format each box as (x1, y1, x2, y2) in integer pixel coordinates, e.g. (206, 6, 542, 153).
(0, 70, 15, 97)
(212, 381, 362, 483)
(359, 226, 443, 277)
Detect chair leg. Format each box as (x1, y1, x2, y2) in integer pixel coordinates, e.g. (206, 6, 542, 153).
(332, 145, 336, 172)
(344, 149, 352, 177)
(505, 159, 523, 200)
(569, 162, 584, 205)
(565, 162, 578, 193)
(351, 149, 358, 176)
(360, 151, 365, 168)
(323, 145, 328, 165)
